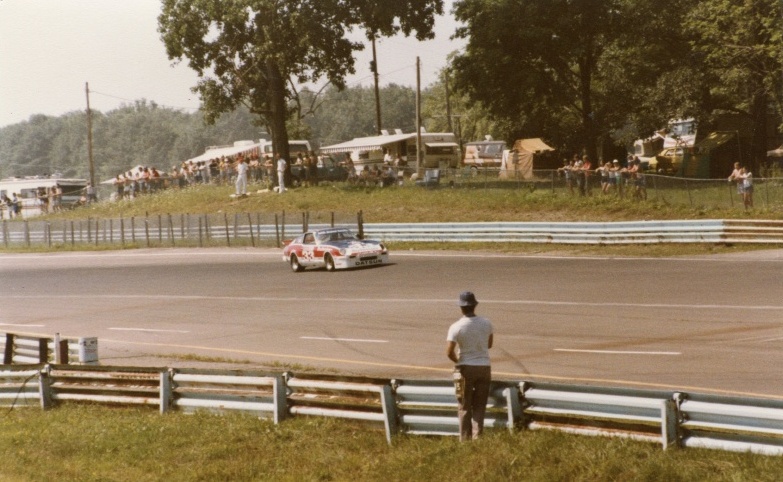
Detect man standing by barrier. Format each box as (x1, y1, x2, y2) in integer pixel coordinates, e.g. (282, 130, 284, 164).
(276, 153, 287, 194)
(446, 291, 494, 441)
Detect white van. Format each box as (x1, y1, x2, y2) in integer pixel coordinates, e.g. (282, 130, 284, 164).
(258, 140, 312, 159)
(462, 140, 507, 169)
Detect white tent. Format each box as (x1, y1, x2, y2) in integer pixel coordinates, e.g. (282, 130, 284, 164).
(319, 133, 414, 154)
(184, 140, 261, 165)
(500, 138, 554, 179)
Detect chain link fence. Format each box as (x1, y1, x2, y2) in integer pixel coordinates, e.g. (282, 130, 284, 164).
(429, 168, 783, 210)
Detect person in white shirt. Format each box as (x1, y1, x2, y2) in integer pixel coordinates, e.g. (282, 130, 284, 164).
(276, 154, 287, 193)
(235, 157, 248, 196)
(446, 291, 494, 441)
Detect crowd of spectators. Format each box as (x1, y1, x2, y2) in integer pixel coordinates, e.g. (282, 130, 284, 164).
(558, 154, 647, 200)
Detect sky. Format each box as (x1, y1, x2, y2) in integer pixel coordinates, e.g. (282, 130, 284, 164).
(0, 0, 466, 129)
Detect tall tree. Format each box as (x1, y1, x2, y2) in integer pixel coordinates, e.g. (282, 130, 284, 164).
(684, 0, 783, 170)
(451, 0, 623, 160)
(158, 0, 443, 173)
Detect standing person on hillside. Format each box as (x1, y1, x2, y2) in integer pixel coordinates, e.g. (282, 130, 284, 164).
(446, 291, 494, 442)
(738, 166, 753, 209)
(235, 156, 248, 197)
(728, 162, 743, 204)
(276, 153, 287, 194)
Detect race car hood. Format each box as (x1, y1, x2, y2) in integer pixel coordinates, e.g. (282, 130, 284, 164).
(327, 239, 383, 252)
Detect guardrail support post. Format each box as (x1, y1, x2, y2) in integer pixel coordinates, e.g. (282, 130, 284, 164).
(38, 338, 49, 363)
(273, 374, 287, 424)
(4, 333, 14, 364)
(160, 369, 172, 414)
(380, 384, 398, 444)
(662, 397, 681, 450)
(504, 385, 523, 432)
(39, 365, 52, 410)
(57, 340, 69, 365)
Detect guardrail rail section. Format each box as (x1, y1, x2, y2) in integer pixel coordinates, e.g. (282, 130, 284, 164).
(5, 365, 783, 454)
(3, 218, 783, 247)
(1, 333, 87, 365)
(394, 379, 520, 437)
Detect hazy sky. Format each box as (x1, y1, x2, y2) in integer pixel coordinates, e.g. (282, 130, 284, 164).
(0, 0, 465, 129)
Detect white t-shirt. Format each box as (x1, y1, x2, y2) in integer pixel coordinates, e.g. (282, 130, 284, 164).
(447, 315, 493, 366)
(236, 162, 248, 177)
(277, 158, 287, 173)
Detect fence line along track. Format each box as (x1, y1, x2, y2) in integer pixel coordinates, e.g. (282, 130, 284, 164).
(2, 216, 783, 248)
(4, 363, 783, 455)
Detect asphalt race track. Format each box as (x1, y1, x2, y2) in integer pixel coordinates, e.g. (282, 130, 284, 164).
(1, 248, 782, 398)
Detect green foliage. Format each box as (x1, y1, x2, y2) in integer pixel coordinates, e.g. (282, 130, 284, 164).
(449, 0, 782, 161)
(0, 103, 260, 181)
(422, 69, 502, 145)
(157, 0, 443, 159)
(301, 84, 417, 147)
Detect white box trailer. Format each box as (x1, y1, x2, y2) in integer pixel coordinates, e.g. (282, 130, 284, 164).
(0, 176, 87, 218)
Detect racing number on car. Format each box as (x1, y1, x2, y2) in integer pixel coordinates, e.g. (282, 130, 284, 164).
(302, 247, 315, 261)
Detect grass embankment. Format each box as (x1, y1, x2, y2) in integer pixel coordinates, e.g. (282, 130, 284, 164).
(51, 182, 782, 224)
(1, 406, 782, 481)
(31, 182, 782, 256)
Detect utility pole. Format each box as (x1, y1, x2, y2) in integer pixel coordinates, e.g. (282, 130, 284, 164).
(371, 35, 382, 135)
(85, 82, 95, 188)
(444, 68, 453, 133)
(415, 57, 422, 177)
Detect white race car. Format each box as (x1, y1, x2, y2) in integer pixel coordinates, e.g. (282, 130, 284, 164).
(282, 227, 389, 272)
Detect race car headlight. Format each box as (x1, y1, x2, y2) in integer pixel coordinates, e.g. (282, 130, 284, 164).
(380, 243, 387, 253)
(338, 248, 346, 256)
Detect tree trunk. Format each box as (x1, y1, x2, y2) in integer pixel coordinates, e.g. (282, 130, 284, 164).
(749, 73, 768, 175)
(266, 59, 292, 183)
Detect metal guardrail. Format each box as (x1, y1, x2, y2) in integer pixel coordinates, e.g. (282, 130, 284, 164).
(5, 364, 783, 455)
(3, 217, 783, 248)
(0, 333, 89, 365)
(364, 220, 783, 244)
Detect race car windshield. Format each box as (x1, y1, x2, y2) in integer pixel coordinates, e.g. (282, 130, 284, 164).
(317, 230, 357, 243)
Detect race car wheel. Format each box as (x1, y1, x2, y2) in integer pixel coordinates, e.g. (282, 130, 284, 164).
(324, 253, 336, 272)
(290, 254, 305, 272)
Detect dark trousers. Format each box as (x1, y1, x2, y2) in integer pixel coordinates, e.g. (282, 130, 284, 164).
(458, 365, 491, 441)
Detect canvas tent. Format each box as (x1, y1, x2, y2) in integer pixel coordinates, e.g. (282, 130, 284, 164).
(683, 131, 738, 178)
(500, 138, 554, 179)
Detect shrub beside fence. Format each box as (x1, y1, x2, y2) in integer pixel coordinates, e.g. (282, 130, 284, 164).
(4, 363, 783, 455)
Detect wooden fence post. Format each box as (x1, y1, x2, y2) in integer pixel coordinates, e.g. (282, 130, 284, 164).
(144, 214, 150, 248)
(168, 214, 175, 247)
(38, 338, 48, 363)
(3, 333, 14, 364)
(247, 213, 255, 247)
(275, 213, 280, 248)
(58, 339, 69, 365)
(198, 216, 203, 247)
(224, 213, 231, 247)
